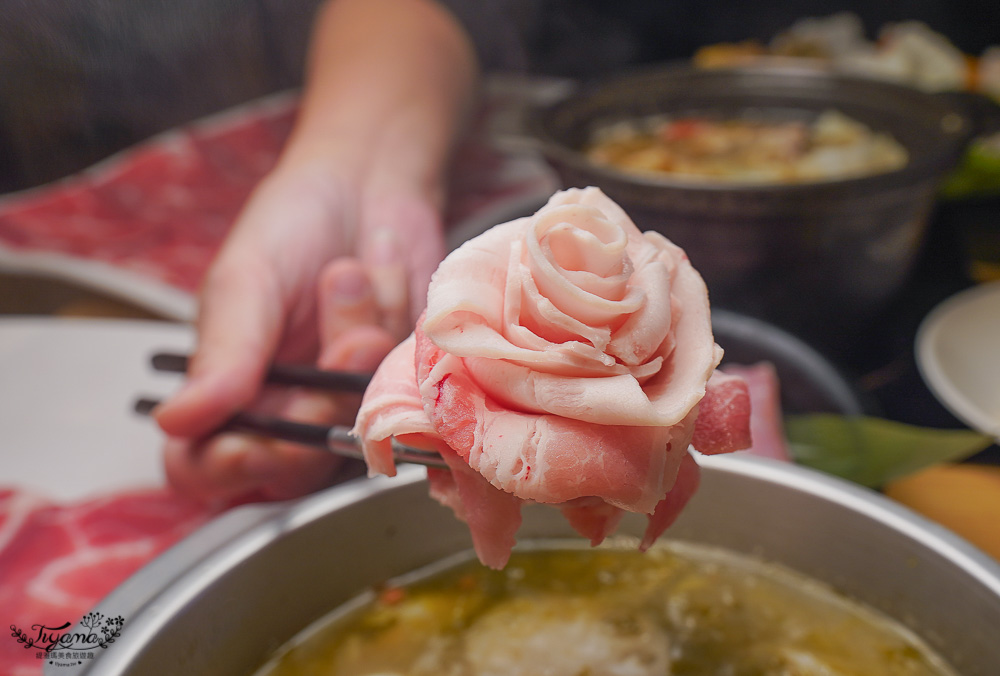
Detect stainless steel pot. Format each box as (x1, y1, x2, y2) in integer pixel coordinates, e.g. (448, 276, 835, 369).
(57, 456, 1000, 676)
(530, 64, 1000, 351)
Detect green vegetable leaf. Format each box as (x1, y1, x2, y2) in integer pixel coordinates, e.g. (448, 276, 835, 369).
(940, 140, 1000, 200)
(785, 415, 994, 488)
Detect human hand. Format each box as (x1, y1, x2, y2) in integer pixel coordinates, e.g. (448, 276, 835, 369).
(152, 0, 476, 501)
(154, 163, 446, 501)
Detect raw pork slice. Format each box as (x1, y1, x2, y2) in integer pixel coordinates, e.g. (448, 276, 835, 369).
(720, 362, 791, 462)
(354, 188, 751, 568)
(0, 488, 219, 676)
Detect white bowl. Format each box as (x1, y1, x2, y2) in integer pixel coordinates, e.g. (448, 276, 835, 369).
(916, 281, 1000, 441)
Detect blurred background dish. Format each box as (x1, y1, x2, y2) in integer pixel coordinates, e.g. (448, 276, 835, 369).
(916, 280, 1000, 441)
(584, 108, 910, 184)
(531, 63, 1000, 353)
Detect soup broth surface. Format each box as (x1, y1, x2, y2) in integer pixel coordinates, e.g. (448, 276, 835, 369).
(256, 541, 955, 676)
(586, 110, 908, 184)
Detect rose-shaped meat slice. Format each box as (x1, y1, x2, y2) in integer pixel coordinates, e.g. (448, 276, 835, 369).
(353, 187, 752, 568)
(353, 334, 703, 569)
(353, 339, 702, 569)
(414, 186, 731, 512)
(640, 451, 701, 551)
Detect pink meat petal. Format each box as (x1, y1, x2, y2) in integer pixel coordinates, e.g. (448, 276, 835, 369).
(560, 497, 626, 546)
(426, 468, 465, 521)
(351, 335, 438, 477)
(691, 370, 753, 454)
(640, 451, 701, 551)
(721, 362, 791, 462)
(434, 444, 523, 570)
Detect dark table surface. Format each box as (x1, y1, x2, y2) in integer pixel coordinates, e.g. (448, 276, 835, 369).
(812, 194, 1000, 464)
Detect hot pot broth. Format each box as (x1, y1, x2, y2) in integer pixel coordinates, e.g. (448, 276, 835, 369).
(255, 542, 954, 676)
(585, 110, 908, 184)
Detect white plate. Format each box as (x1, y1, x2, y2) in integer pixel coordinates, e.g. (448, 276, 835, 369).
(0, 317, 194, 500)
(916, 281, 1000, 441)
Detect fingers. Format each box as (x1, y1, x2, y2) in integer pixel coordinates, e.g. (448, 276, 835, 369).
(318, 257, 401, 370)
(193, 325, 394, 501)
(156, 170, 348, 440)
(366, 228, 411, 340)
(155, 253, 285, 440)
(160, 183, 445, 502)
(237, 392, 347, 500)
(404, 218, 446, 322)
(163, 436, 259, 502)
(317, 258, 380, 345)
(359, 194, 446, 338)
(164, 390, 348, 502)
(165, 260, 398, 503)
(319, 324, 397, 373)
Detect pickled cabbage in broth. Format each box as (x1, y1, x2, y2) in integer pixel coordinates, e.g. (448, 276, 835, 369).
(256, 543, 955, 676)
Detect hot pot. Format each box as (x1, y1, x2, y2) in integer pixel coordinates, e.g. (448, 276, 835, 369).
(530, 63, 1000, 351)
(56, 455, 1000, 676)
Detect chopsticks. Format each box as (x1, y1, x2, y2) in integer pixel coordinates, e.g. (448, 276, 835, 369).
(134, 352, 447, 469)
(150, 352, 372, 393)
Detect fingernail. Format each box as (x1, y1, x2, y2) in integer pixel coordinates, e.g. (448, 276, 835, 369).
(330, 265, 370, 303)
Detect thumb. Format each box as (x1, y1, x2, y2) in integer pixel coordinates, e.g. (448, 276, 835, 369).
(317, 257, 398, 372)
(360, 194, 445, 337)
